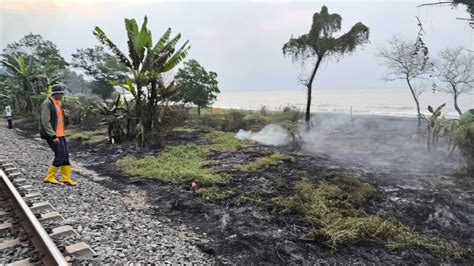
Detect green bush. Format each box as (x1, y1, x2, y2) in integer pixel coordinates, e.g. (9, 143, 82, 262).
(456, 124, 474, 175)
(243, 113, 269, 131)
(221, 109, 250, 132)
(62, 93, 101, 126)
(195, 113, 225, 131)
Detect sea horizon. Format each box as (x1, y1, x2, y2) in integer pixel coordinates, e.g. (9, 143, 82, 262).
(213, 88, 474, 118)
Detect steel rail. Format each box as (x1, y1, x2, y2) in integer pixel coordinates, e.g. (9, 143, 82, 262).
(0, 168, 68, 266)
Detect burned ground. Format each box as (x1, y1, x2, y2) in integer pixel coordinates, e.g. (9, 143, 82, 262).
(14, 119, 474, 264)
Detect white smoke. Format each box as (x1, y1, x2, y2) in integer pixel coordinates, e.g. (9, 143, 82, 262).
(236, 124, 290, 146)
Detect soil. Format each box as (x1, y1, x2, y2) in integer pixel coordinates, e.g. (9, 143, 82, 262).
(13, 118, 474, 264)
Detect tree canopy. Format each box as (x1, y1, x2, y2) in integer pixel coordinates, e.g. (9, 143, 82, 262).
(3, 33, 68, 70)
(72, 46, 128, 99)
(175, 59, 220, 115)
(283, 5, 369, 122)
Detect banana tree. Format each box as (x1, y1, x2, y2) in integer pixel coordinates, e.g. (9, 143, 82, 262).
(1, 54, 62, 113)
(110, 79, 137, 138)
(93, 16, 190, 137)
(1, 55, 41, 113)
(94, 95, 126, 144)
(0, 77, 17, 108)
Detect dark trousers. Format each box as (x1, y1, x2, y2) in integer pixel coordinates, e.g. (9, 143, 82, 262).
(7, 117, 13, 129)
(46, 137, 70, 167)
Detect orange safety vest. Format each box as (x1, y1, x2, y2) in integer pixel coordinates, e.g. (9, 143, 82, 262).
(49, 96, 65, 137)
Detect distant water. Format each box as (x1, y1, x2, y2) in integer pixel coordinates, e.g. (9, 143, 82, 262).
(213, 88, 474, 118)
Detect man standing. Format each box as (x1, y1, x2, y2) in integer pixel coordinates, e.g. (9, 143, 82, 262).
(39, 84, 76, 186)
(5, 105, 12, 129)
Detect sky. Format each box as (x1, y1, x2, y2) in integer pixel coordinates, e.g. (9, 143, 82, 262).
(0, 0, 473, 92)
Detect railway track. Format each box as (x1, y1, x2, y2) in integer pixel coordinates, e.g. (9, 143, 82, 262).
(0, 158, 95, 265)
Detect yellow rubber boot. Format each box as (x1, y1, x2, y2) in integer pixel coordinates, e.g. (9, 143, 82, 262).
(60, 165, 76, 186)
(44, 166, 60, 184)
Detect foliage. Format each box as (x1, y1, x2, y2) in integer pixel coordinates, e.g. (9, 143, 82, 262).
(93, 16, 191, 139)
(221, 109, 251, 132)
(63, 69, 90, 94)
(451, 109, 474, 174)
(283, 5, 370, 122)
(175, 59, 220, 116)
(433, 47, 474, 116)
(277, 106, 303, 150)
(190, 109, 252, 132)
(71, 45, 128, 99)
(243, 113, 269, 131)
(62, 93, 100, 125)
(94, 95, 126, 143)
(191, 113, 225, 131)
(419, 1, 473, 27)
(455, 0, 474, 14)
(419, 104, 450, 155)
(1, 34, 66, 114)
(1, 53, 62, 114)
(274, 174, 465, 257)
(3, 33, 68, 70)
(149, 104, 189, 146)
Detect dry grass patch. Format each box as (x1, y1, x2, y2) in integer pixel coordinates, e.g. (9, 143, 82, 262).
(274, 173, 466, 258)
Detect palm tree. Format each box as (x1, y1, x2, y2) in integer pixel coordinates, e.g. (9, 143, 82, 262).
(1, 55, 40, 113)
(93, 16, 190, 133)
(1, 54, 63, 114)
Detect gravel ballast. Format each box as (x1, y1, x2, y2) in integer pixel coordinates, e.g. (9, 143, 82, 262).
(0, 122, 214, 264)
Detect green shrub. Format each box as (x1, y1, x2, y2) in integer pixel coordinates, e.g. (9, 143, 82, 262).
(221, 109, 250, 132)
(195, 113, 225, 131)
(456, 124, 474, 175)
(243, 113, 269, 130)
(269, 106, 302, 124)
(457, 110, 474, 175)
(62, 93, 101, 126)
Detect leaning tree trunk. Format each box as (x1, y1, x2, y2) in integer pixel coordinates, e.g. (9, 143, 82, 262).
(305, 85, 312, 122)
(305, 57, 323, 123)
(406, 78, 422, 128)
(453, 90, 462, 116)
(197, 106, 201, 116)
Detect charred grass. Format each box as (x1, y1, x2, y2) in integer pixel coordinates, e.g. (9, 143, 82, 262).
(94, 128, 472, 261)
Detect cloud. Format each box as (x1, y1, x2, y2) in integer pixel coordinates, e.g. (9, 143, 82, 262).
(0, 0, 163, 13)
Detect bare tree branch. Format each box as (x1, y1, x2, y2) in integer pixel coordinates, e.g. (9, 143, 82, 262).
(417, 1, 455, 8)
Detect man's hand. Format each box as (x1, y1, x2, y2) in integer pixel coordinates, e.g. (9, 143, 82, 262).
(52, 138, 59, 144)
